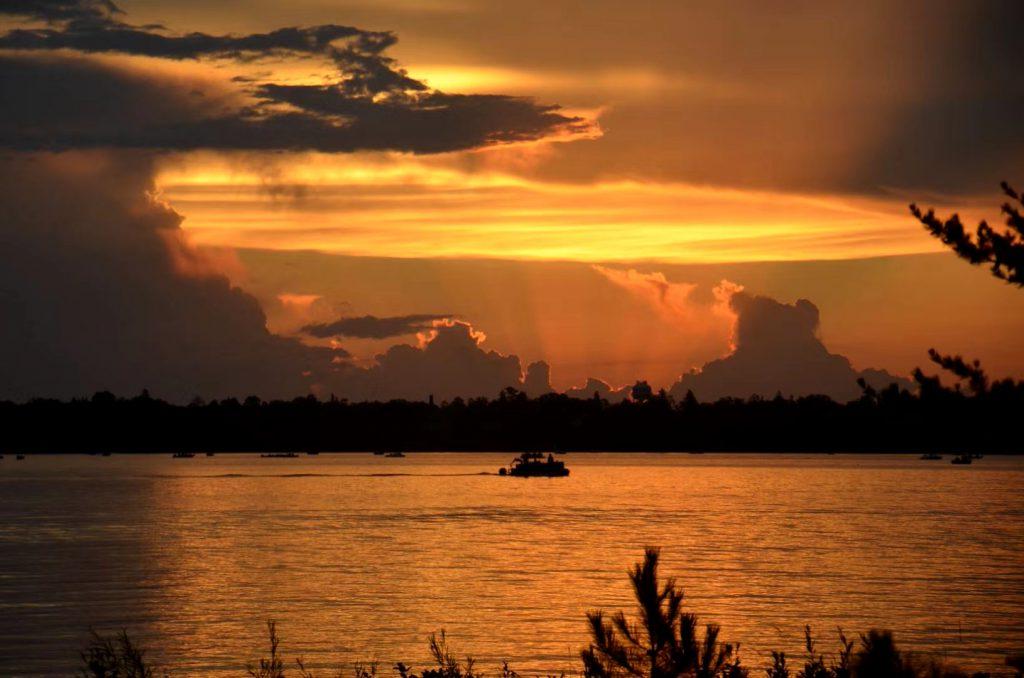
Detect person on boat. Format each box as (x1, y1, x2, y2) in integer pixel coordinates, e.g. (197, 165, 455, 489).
(547, 453, 555, 463)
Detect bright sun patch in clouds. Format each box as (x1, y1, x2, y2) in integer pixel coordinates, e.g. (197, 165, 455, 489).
(404, 64, 722, 99)
(158, 153, 943, 265)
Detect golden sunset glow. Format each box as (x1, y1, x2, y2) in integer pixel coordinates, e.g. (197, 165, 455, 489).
(158, 154, 945, 265)
(3, 4, 1024, 677)
(1, 0, 1022, 400)
(2, 5, 1024, 678)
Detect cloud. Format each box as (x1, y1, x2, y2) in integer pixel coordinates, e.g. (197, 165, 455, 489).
(0, 1, 592, 154)
(850, 2, 1024, 194)
(1, 0, 415, 82)
(593, 265, 740, 334)
(0, 151, 349, 402)
(669, 292, 910, 402)
(303, 314, 453, 339)
(595, 265, 911, 401)
(256, 86, 586, 152)
(1, 0, 416, 97)
(522, 361, 554, 398)
(0, 53, 242, 150)
(2, 22, 392, 68)
(564, 377, 629, 403)
(592, 265, 742, 378)
(3, 0, 121, 24)
(341, 321, 524, 401)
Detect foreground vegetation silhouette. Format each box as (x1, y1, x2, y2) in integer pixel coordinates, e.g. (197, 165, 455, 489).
(79, 629, 156, 678)
(77, 550, 1020, 678)
(580, 549, 746, 678)
(911, 181, 1024, 288)
(909, 181, 1024, 412)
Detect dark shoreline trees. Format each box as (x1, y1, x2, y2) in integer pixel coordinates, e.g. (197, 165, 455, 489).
(1, 378, 1021, 454)
(5, 358, 1020, 453)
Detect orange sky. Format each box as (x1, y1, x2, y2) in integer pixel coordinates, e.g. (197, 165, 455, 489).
(120, 0, 1023, 389)
(4, 0, 1021, 396)
(156, 152, 955, 264)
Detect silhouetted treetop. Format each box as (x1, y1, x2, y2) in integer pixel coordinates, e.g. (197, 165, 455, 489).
(581, 548, 745, 678)
(921, 349, 989, 396)
(911, 181, 1024, 286)
(907, 182, 1024, 406)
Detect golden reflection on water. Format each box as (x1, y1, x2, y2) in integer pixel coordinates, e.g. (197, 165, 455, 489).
(1, 453, 1022, 676)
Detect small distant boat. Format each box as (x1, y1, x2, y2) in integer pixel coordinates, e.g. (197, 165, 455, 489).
(172, 452, 195, 459)
(306, 451, 320, 456)
(951, 454, 972, 465)
(500, 452, 569, 478)
(971, 453, 984, 460)
(205, 452, 215, 457)
(372, 451, 386, 456)
(16, 454, 26, 461)
(261, 452, 299, 458)
(101, 451, 112, 457)
(920, 453, 942, 460)
(384, 451, 406, 458)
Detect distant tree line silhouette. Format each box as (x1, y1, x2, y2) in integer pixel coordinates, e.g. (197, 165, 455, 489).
(79, 549, 1018, 678)
(2, 362, 1020, 454)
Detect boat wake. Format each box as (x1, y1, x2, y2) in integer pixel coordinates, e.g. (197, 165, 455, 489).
(146, 471, 496, 479)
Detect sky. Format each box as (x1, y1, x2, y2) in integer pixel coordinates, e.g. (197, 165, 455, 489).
(0, 0, 1022, 402)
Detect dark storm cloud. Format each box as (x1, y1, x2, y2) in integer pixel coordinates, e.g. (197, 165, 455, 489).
(522, 361, 554, 398)
(0, 53, 582, 153)
(0, 53, 237, 150)
(0, 151, 347, 402)
(303, 314, 453, 340)
(257, 85, 584, 151)
(0, 0, 586, 153)
(1, 0, 405, 82)
(2, 0, 120, 24)
(564, 377, 629, 403)
(669, 293, 910, 402)
(0, 20, 401, 84)
(852, 1, 1024, 193)
(346, 321, 525, 401)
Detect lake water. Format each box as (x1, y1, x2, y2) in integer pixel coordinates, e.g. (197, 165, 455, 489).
(0, 453, 1022, 676)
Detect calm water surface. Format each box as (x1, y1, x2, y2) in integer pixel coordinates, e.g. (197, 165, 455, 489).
(0, 453, 1022, 676)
